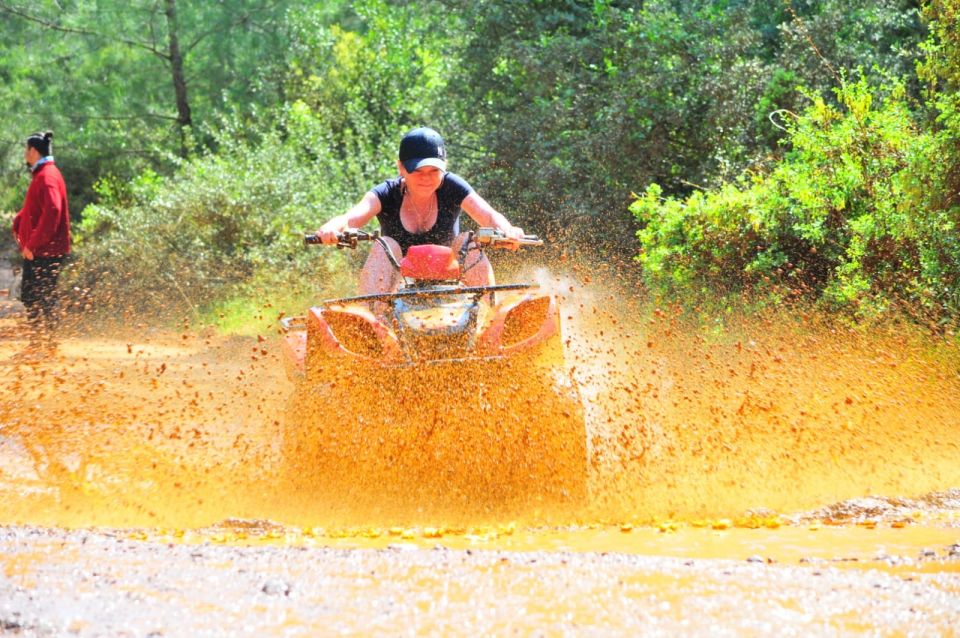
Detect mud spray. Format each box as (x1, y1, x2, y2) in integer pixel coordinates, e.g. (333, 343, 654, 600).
(3, 263, 960, 636)
(1, 265, 959, 540)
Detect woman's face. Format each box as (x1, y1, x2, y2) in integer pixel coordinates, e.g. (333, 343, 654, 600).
(24, 145, 40, 168)
(398, 162, 444, 196)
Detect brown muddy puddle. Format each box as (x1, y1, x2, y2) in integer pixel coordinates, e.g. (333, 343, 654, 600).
(1, 284, 960, 634)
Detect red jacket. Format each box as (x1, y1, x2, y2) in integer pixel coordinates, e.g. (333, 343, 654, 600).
(13, 161, 71, 258)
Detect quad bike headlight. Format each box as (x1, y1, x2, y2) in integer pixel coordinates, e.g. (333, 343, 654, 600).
(501, 296, 552, 348)
(324, 310, 384, 358)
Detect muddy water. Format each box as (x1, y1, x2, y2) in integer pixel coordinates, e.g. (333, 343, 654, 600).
(1, 282, 960, 635)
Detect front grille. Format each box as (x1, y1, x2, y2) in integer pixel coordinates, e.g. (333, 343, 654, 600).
(399, 328, 474, 361)
(392, 296, 478, 362)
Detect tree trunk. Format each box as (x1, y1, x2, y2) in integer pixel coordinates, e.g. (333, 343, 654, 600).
(164, 0, 192, 157)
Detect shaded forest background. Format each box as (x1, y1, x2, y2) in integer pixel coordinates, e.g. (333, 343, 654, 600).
(1, 0, 957, 331)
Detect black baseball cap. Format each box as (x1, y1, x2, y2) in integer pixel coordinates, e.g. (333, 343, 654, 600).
(399, 127, 447, 173)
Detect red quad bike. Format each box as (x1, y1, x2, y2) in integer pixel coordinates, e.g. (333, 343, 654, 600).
(280, 228, 587, 513)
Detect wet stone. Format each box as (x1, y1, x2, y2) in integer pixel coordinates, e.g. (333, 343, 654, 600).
(261, 580, 291, 596)
(0, 619, 23, 632)
(386, 543, 418, 552)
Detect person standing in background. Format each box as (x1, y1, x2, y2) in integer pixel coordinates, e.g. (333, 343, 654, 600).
(12, 131, 71, 356)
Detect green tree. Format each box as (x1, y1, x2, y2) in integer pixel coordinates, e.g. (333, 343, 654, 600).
(283, 0, 461, 181)
(67, 0, 461, 320)
(441, 0, 924, 251)
(0, 0, 291, 213)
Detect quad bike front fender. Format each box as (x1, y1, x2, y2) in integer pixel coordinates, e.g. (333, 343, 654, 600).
(305, 305, 404, 383)
(476, 293, 564, 367)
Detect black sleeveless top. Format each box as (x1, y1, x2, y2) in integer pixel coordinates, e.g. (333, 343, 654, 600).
(370, 172, 474, 254)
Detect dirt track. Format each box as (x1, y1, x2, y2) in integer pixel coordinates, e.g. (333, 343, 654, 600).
(2, 298, 960, 635)
(2, 524, 959, 637)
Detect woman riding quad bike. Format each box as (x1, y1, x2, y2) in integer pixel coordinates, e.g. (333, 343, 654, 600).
(314, 126, 526, 296)
(279, 128, 587, 518)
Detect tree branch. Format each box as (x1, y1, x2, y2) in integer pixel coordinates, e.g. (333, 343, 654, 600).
(182, 0, 288, 55)
(0, 2, 170, 60)
(17, 111, 180, 123)
(782, 0, 842, 86)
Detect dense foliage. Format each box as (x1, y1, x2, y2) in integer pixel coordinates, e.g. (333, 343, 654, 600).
(632, 2, 960, 326)
(632, 79, 950, 319)
(445, 0, 924, 242)
(0, 0, 956, 327)
(73, 116, 358, 321)
(61, 1, 458, 321)
(0, 0, 291, 213)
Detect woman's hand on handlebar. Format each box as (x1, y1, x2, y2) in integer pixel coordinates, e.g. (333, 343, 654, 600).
(502, 224, 525, 250)
(315, 220, 347, 245)
(315, 194, 382, 244)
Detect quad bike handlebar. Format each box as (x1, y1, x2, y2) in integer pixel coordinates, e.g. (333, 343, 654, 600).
(303, 229, 381, 249)
(473, 228, 543, 247)
(304, 228, 542, 249)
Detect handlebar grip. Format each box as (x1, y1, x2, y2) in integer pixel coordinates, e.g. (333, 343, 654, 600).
(473, 228, 542, 247)
(303, 230, 379, 248)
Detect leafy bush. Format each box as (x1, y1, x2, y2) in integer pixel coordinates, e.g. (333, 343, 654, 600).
(70, 106, 367, 325)
(631, 76, 960, 325)
(67, 0, 461, 328)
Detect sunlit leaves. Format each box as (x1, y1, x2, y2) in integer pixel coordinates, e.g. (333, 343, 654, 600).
(631, 73, 959, 323)
(0, 0, 291, 210)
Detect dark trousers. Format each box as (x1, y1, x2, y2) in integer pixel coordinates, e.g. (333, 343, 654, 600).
(20, 256, 65, 339)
